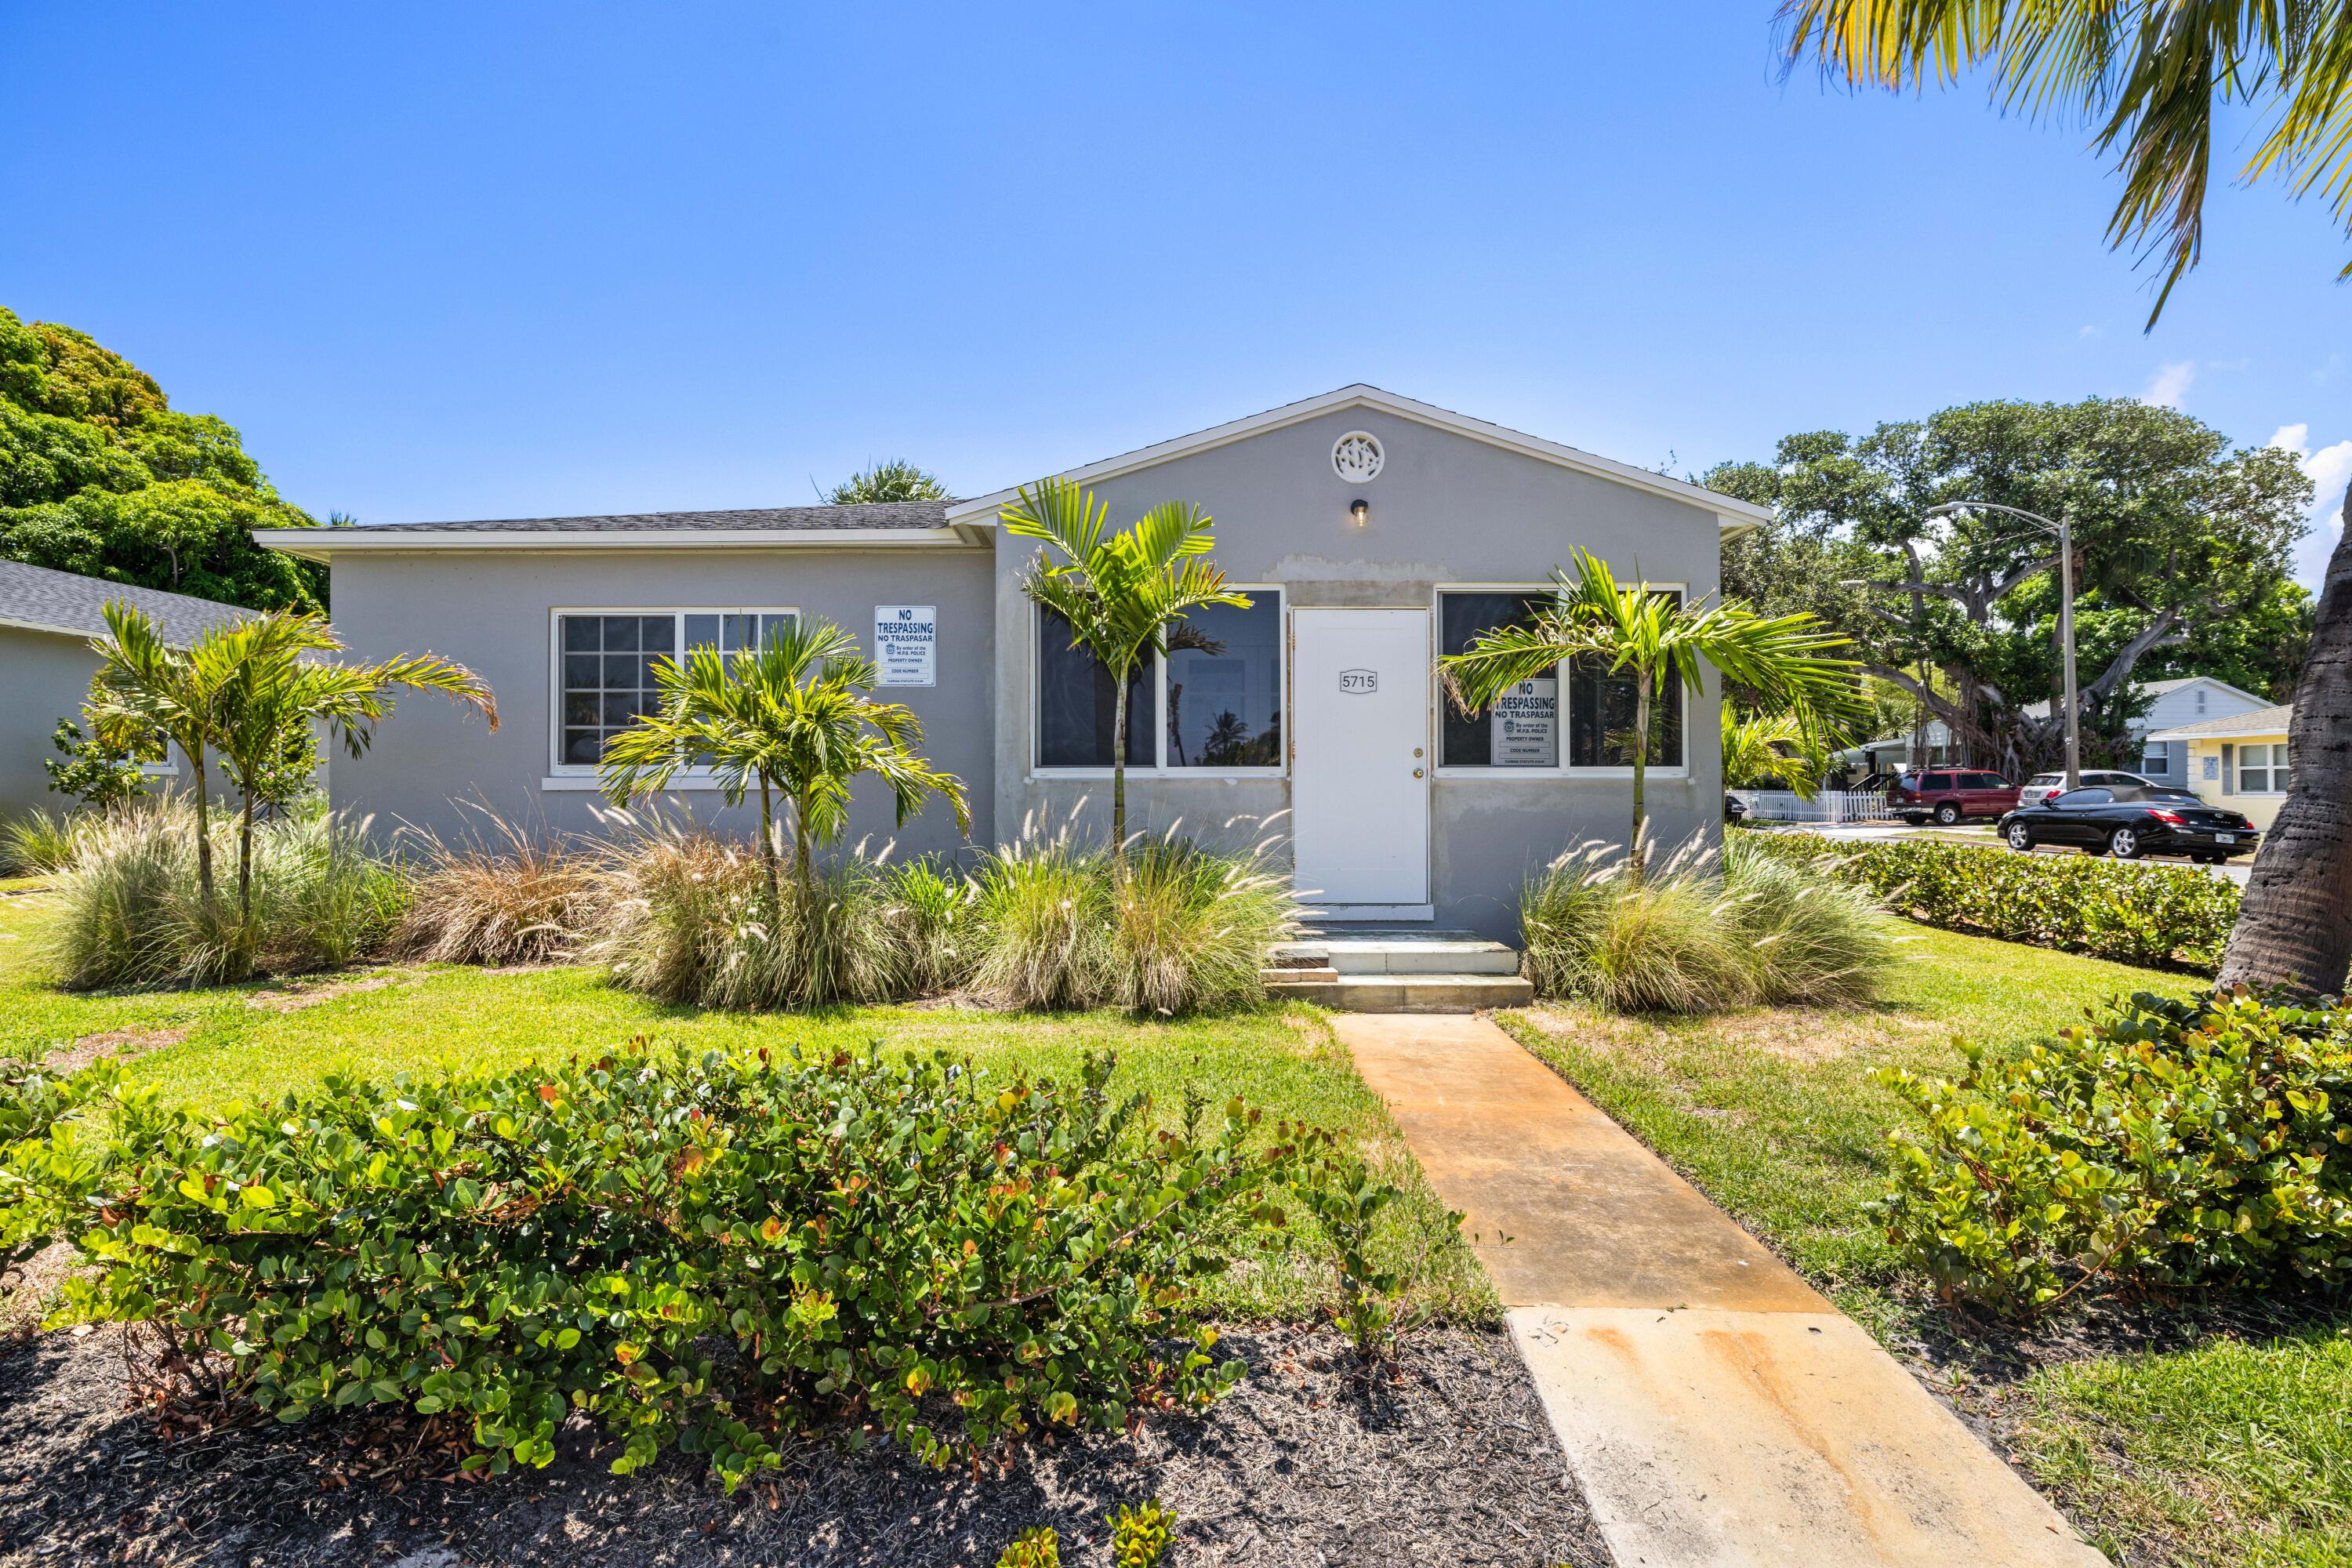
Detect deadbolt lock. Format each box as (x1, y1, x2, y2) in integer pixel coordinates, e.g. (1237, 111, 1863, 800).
(1413, 747, 1424, 757)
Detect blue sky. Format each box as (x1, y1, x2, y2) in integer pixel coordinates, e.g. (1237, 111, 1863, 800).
(4, 2, 2346, 584)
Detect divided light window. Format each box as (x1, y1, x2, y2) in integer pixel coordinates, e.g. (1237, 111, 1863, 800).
(1439, 588, 1685, 770)
(1035, 593, 1284, 771)
(554, 609, 796, 767)
(2239, 742, 2290, 793)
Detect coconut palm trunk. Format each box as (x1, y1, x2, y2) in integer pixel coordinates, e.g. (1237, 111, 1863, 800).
(2221, 487, 2352, 996)
(189, 750, 217, 907)
(1110, 667, 1131, 867)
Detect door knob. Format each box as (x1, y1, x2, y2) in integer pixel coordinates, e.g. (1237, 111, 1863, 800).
(1413, 768, 1425, 779)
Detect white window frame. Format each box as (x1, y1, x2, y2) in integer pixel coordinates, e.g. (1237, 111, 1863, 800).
(544, 605, 799, 787)
(1029, 586, 1287, 780)
(1431, 580, 1691, 781)
(2238, 740, 2291, 795)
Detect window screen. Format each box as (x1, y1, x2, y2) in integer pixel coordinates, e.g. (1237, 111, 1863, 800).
(1037, 607, 1154, 767)
(1166, 597, 1282, 768)
(1439, 591, 1557, 767)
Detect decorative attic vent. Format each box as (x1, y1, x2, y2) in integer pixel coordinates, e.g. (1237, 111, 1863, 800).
(1331, 430, 1384, 483)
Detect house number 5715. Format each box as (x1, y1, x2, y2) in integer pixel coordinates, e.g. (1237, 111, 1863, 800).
(1339, 669, 1378, 694)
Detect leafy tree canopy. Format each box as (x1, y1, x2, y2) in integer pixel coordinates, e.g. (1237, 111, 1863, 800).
(0, 307, 326, 612)
(826, 459, 949, 504)
(1709, 397, 2312, 774)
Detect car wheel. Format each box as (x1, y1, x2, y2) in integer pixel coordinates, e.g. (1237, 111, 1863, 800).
(2006, 822, 2034, 851)
(1901, 814, 1927, 826)
(1933, 803, 1962, 826)
(2108, 826, 2142, 860)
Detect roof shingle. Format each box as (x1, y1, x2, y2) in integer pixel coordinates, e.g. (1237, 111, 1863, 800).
(0, 560, 257, 645)
(343, 500, 951, 535)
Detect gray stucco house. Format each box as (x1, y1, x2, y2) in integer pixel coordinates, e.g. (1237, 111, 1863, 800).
(256, 387, 1764, 938)
(0, 561, 254, 817)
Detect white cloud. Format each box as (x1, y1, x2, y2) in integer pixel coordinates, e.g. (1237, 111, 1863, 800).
(2142, 361, 2195, 408)
(2078, 324, 2101, 339)
(2269, 423, 2352, 588)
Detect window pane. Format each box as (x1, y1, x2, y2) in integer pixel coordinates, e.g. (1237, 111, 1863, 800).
(1440, 592, 1556, 767)
(684, 614, 720, 652)
(564, 692, 599, 727)
(1037, 607, 1154, 766)
(641, 616, 675, 652)
(760, 612, 796, 648)
(604, 653, 638, 688)
(562, 617, 601, 652)
(564, 653, 600, 689)
(562, 729, 601, 764)
(721, 613, 755, 652)
(606, 618, 640, 652)
(1167, 599, 1281, 768)
(1569, 591, 1683, 768)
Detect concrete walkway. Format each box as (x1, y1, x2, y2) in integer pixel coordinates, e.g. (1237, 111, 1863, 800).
(1336, 1013, 2105, 1568)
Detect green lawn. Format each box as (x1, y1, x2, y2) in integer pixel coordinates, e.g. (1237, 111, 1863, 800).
(1497, 927, 2352, 1568)
(1, 888, 1491, 1326)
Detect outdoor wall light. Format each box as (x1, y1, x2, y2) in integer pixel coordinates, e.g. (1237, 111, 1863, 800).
(1349, 499, 1369, 526)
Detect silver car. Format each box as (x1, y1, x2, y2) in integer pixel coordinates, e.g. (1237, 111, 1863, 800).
(2017, 768, 2158, 808)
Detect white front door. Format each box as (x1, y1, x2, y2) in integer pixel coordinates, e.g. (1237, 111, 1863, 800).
(1291, 608, 1431, 911)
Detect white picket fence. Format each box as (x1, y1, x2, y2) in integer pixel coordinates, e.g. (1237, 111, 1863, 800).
(1730, 789, 1899, 826)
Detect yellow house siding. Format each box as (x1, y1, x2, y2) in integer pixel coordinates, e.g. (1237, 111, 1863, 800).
(2176, 732, 2292, 831)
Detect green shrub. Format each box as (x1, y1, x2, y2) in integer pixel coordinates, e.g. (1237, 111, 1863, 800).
(45, 797, 405, 987)
(584, 818, 908, 1008)
(26, 1042, 1298, 1485)
(2, 804, 87, 877)
(0, 1055, 127, 1275)
(995, 1528, 1061, 1568)
(973, 826, 1295, 1015)
(1737, 829, 2237, 971)
(1111, 1499, 1175, 1567)
(1876, 989, 2352, 1313)
(1519, 837, 1892, 1013)
(394, 813, 597, 966)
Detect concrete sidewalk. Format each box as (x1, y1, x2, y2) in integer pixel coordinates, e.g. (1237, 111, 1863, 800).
(1336, 1013, 2105, 1568)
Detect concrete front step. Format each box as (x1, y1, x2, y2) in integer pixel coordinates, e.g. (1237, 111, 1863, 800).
(1272, 928, 1522, 977)
(1265, 972, 1534, 1013)
(1258, 965, 1340, 985)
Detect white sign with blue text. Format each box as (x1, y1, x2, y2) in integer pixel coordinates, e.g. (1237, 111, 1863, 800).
(874, 605, 936, 687)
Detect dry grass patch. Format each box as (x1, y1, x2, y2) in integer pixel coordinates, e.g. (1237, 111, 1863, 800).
(45, 1025, 187, 1074)
(243, 968, 427, 1014)
(1519, 1000, 1942, 1067)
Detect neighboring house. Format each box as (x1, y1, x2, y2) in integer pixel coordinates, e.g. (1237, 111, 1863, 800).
(2147, 704, 2296, 831)
(254, 385, 1766, 938)
(0, 560, 255, 818)
(2021, 676, 2271, 789)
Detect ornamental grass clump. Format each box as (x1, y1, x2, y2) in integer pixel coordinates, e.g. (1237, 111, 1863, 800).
(1876, 989, 2352, 1314)
(877, 854, 982, 996)
(393, 810, 597, 966)
(1519, 833, 1892, 1014)
(1, 805, 87, 877)
(18, 1041, 1303, 1487)
(45, 796, 405, 988)
(971, 827, 1115, 1010)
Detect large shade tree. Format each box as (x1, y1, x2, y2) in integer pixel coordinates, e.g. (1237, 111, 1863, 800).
(1708, 398, 2311, 775)
(0, 308, 329, 611)
(1777, 1, 2352, 996)
(1000, 477, 1250, 868)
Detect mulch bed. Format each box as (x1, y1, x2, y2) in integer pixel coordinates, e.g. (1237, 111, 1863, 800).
(0, 1324, 1609, 1567)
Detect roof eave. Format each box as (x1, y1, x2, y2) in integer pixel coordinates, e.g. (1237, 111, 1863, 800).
(252, 524, 982, 560)
(941, 384, 1772, 533)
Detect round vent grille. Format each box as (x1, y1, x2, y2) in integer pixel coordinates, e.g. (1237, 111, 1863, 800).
(1331, 430, 1384, 483)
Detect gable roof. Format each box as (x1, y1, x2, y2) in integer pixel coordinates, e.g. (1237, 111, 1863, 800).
(2148, 704, 2292, 742)
(0, 559, 256, 644)
(254, 501, 967, 559)
(2020, 674, 2270, 720)
(941, 384, 1770, 533)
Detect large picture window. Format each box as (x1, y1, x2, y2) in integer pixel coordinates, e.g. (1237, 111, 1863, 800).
(554, 608, 796, 768)
(2238, 741, 2290, 793)
(1036, 607, 1154, 768)
(1167, 598, 1282, 768)
(1439, 586, 1687, 771)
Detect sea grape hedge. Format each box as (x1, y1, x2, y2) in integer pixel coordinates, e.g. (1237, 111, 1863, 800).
(7, 1041, 1311, 1487)
(1875, 990, 2352, 1312)
(1736, 829, 2237, 971)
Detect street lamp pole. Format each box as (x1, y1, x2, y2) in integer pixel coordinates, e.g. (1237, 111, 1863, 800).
(1926, 501, 2078, 791)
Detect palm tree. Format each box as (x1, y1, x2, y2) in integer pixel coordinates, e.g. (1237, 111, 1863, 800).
(826, 459, 949, 504)
(1439, 550, 1860, 871)
(202, 612, 496, 919)
(87, 604, 497, 920)
(597, 618, 970, 913)
(1777, 5, 2352, 993)
(1000, 477, 1251, 868)
(1722, 703, 1835, 800)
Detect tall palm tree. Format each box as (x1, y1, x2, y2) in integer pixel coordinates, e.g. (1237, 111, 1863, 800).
(1778, 1, 2352, 994)
(1722, 702, 1836, 800)
(86, 604, 497, 919)
(1000, 477, 1251, 868)
(1440, 550, 1860, 871)
(201, 612, 496, 919)
(597, 618, 969, 913)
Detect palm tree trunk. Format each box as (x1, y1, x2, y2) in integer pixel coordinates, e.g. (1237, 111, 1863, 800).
(757, 776, 783, 916)
(2220, 486, 2352, 997)
(191, 749, 216, 909)
(238, 786, 256, 923)
(1628, 675, 1651, 885)
(1110, 665, 1130, 874)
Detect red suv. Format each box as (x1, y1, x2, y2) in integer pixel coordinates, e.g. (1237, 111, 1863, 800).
(1889, 768, 2020, 826)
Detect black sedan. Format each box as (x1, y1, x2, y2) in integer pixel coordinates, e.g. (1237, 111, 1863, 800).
(1998, 784, 2259, 862)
